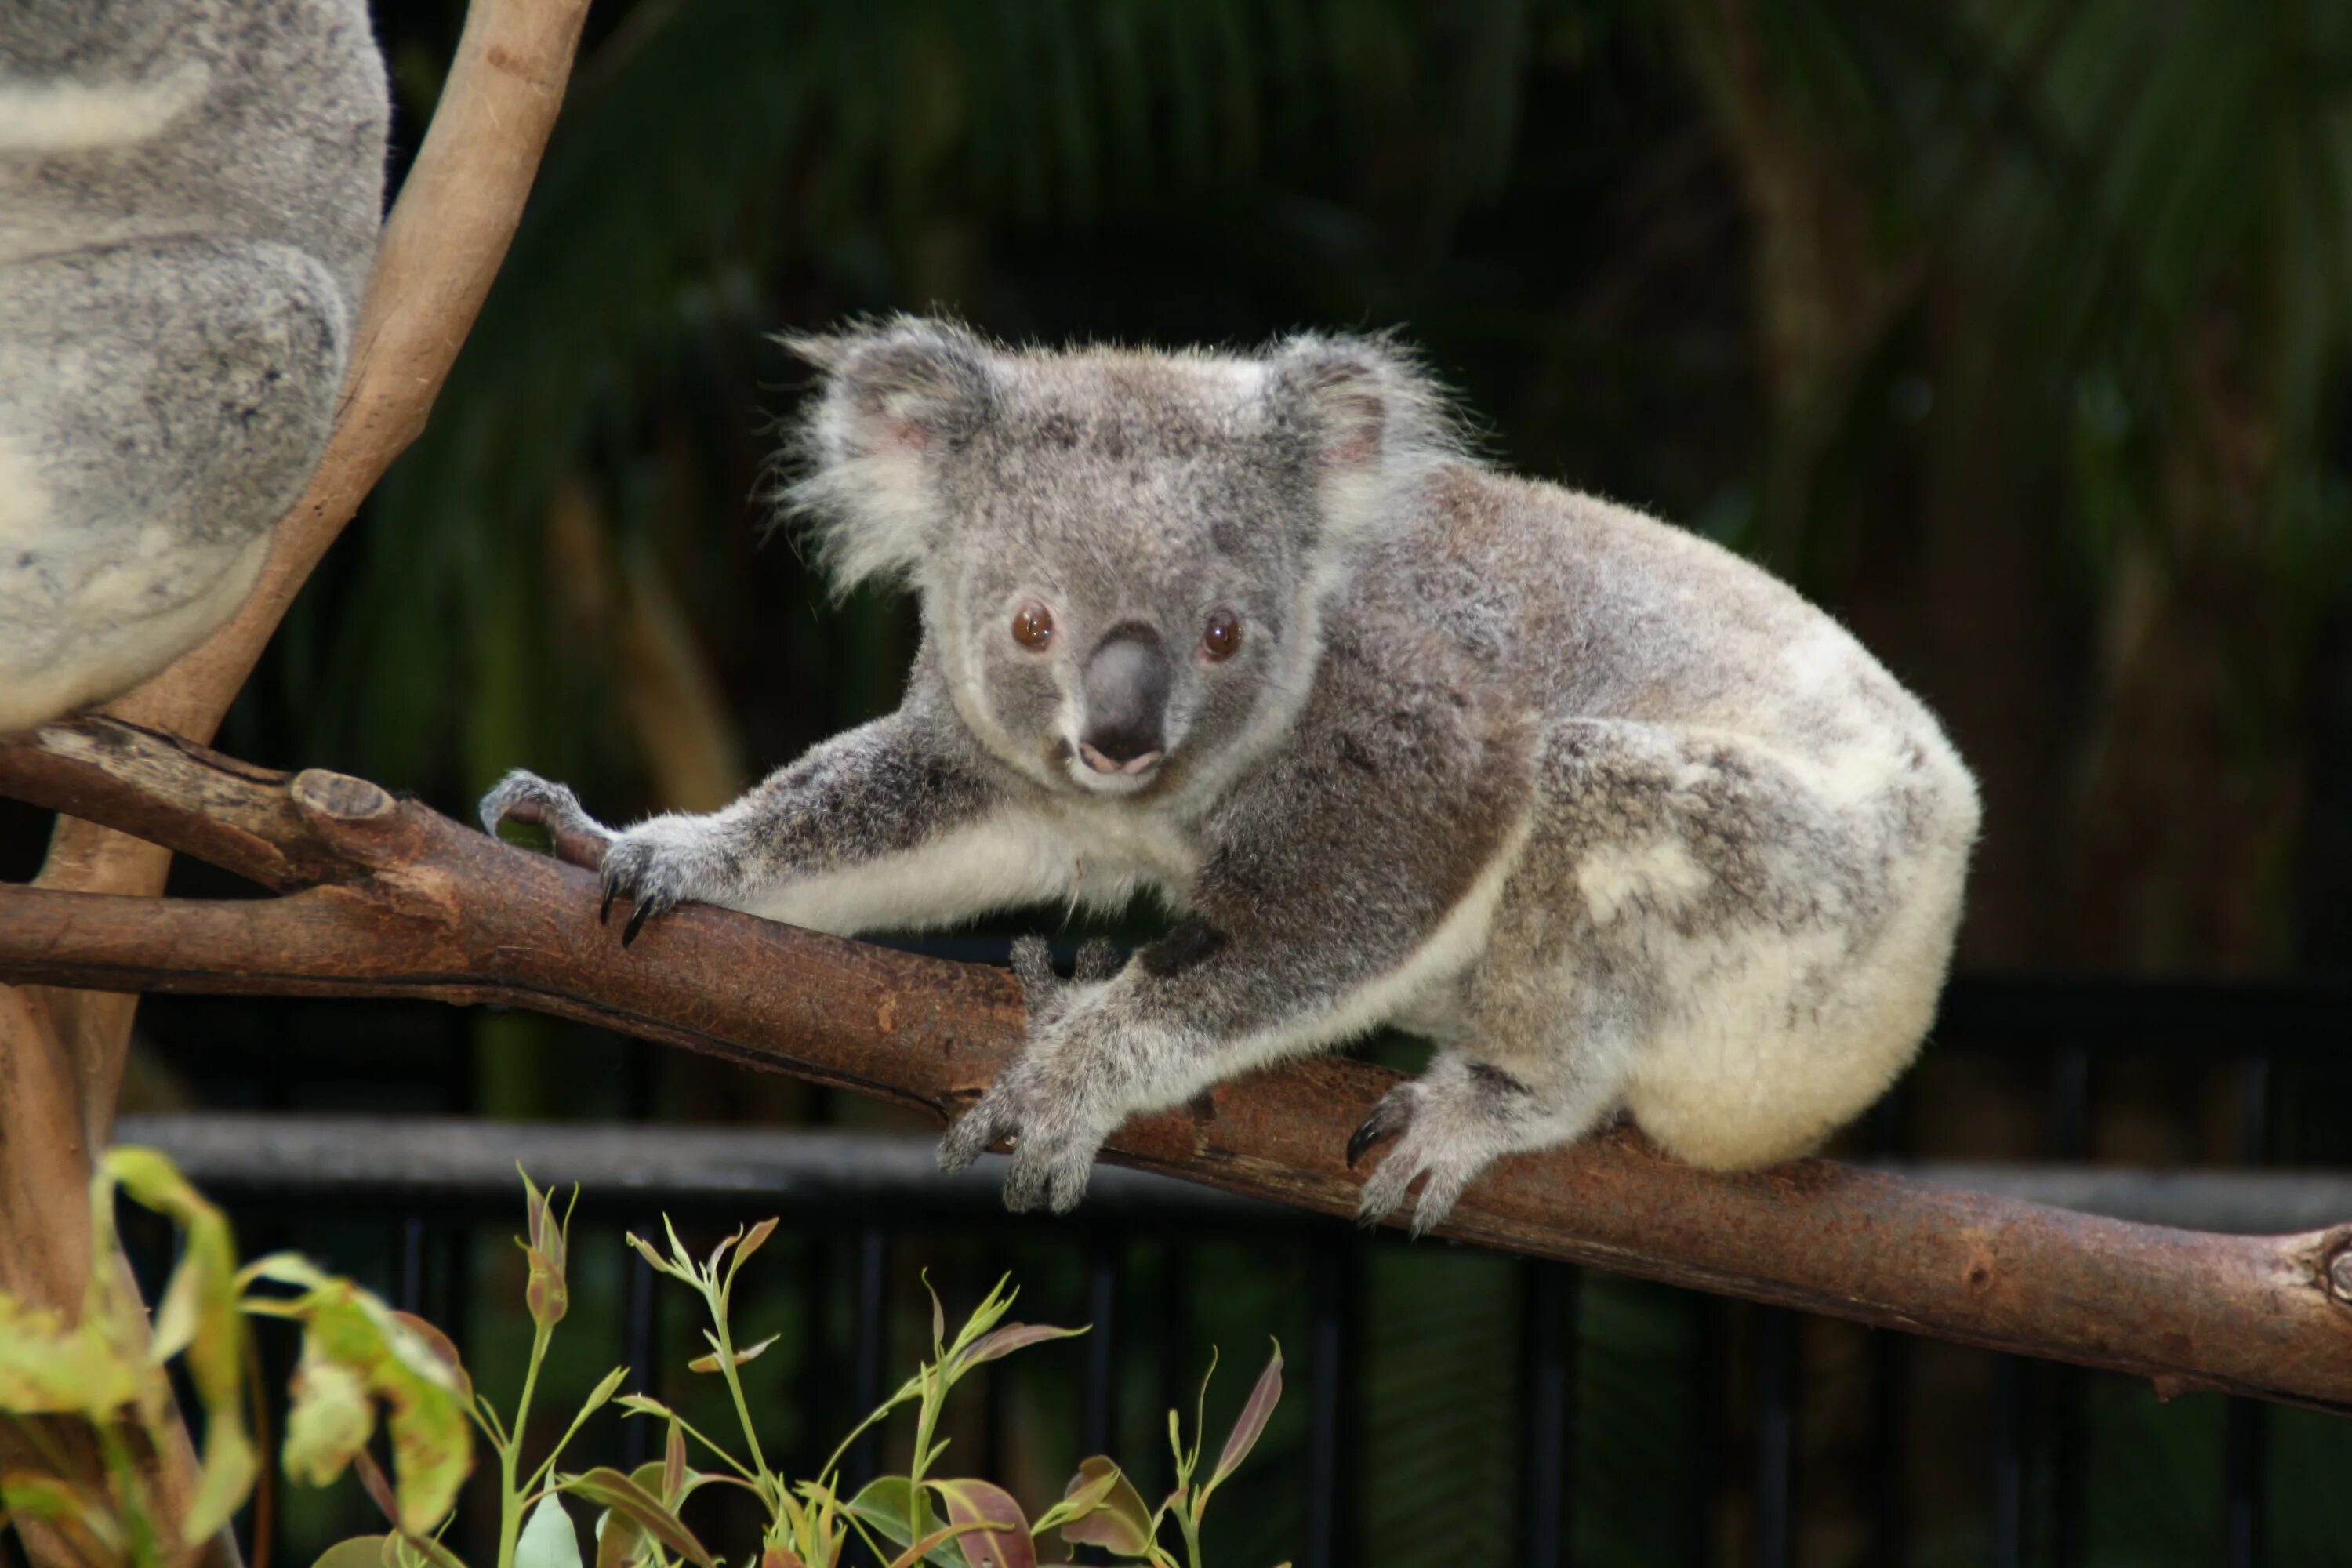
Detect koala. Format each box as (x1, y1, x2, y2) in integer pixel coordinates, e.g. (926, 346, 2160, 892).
(482, 318, 1980, 1234)
(0, 0, 388, 734)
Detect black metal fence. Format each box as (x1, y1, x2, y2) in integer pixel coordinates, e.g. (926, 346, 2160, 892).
(103, 973, 2352, 1568)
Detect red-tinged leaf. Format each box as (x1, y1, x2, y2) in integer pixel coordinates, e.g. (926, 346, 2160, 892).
(557, 1468, 716, 1568)
(1051, 1458, 1153, 1555)
(1207, 1341, 1283, 1494)
(593, 1507, 644, 1568)
(926, 1479, 1032, 1568)
(953, 1323, 1083, 1373)
(885, 1523, 1007, 1568)
(390, 1313, 473, 1403)
(517, 1171, 570, 1329)
(760, 1548, 804, 1568)
(735, 1218, 779, 1269)
(663, 1421, 686, 1507)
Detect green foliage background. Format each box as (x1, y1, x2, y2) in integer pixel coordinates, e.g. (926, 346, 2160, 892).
(165, 1, 2352, 1564)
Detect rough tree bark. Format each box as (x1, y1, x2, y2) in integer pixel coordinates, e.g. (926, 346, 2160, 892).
(5, 717, 2352, 1415)
(0, 5, 589, 1562)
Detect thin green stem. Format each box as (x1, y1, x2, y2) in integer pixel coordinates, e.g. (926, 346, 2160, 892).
(702, 1279, 771, 1479)
(495, 1322, 554, 1568)
(1174, 1502, 1203, 1568)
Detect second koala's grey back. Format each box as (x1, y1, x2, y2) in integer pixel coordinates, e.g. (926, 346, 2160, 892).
(0, 0, 387, 731)
(0, 0, 383, 295)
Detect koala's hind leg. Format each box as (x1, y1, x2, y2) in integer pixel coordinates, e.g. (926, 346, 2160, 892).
(1349, 1040, 1626, 1236)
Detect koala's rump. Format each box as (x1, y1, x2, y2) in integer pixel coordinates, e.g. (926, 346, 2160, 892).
(1502, 716, 1973, 1171)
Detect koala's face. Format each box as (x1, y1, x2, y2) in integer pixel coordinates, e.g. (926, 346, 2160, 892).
(787, 320, 1449, 804)
(929, 371, 1321, 800)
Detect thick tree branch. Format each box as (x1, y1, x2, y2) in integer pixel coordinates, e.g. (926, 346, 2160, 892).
(7, 719, 2352, 1414)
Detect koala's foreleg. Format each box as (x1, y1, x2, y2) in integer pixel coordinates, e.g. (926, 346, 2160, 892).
(941, 725, 1536, 1214)
(481, 707, 1047, 943)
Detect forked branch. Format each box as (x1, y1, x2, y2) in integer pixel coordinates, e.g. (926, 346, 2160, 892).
(5, 717, 2352, 1413)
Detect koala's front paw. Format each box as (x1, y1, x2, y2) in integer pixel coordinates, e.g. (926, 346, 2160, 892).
(478, 769, 615, 860)
(597, 818, 735, 947)
(936, 936, 1128, 1214)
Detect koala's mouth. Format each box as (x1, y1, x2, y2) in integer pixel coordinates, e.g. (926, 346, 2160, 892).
(1077, 740, 1164, 777)
(1060, 737, 1166, 794)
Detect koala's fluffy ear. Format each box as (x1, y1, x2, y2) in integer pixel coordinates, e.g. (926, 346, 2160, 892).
(778, 317, 1000, 592)
(1265, 332, 1460, 542)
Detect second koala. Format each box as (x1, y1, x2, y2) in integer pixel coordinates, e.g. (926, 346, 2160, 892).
(485, 318, 1980, 1232)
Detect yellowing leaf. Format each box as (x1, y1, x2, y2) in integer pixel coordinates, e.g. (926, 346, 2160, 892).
(265, 1275, 472, 1533)
(285, 1352, 373, 1486)
(0, 1294, 139, 1415)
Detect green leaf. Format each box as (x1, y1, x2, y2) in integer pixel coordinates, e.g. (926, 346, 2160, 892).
(1204, 1339, 1283, 1498)
(846, 1476, 959, 1567)
(1047, 1457, 1153, 1555)
(557, 1467, 716, 1568)
(518, 1496, 584, 1568)
(926, 1479, 1032, 1568)
(307, 1534, 394, 1568)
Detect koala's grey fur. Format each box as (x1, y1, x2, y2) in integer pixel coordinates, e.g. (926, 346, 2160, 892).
(0, 0, 387, 732)
(483, 318, 1980, 1233)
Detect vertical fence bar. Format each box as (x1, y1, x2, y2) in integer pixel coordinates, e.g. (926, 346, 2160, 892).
(1156, 1241, 1193, 1504)
(848, 1225, 888, 1485)
(622, 1226, 660, 1470)
(1516, 1259, 1575, 1567)
(1989, 1354, 2024, 1568)
(1754, 1308, 1795, 1568)
(398, 1213, 426, 1314)
(1080, 1233, 1120, 1460)
(1304, 1233, 1360, 1568)
(1867, 1080, 1910, 1568)
(2051, 1045, 2091, 1568)
(1693, 1296, 1726, 1568)
(1871, 1332, 1909, 1568)
(2223, 1051, 2273, 1568)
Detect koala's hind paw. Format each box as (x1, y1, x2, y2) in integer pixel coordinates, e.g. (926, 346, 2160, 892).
(936, 1056, 1107, 1215)
(1352, 1066, 1535, 1238)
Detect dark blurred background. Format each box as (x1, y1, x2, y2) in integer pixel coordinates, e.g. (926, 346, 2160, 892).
(11, 1, 2352, 1564)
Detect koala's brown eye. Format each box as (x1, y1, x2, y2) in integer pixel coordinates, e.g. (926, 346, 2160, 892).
(1202, 608, 1243, 662)
(1011, 601, 1055, 650)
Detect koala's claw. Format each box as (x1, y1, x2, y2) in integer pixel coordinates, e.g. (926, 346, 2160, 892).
(1345, 1094, 1410, 1168)
(1349, 1081, 1494, 1239)
(596, 830, 694, 947)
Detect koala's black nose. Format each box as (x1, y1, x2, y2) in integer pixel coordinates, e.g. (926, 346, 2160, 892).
(1078, 624, 1170, 774)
